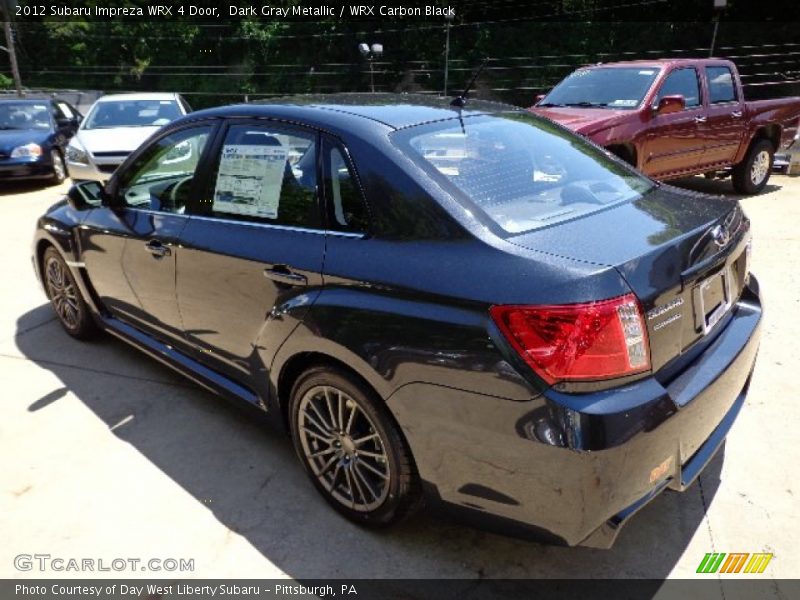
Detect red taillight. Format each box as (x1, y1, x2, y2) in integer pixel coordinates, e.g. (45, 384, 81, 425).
(490, 293, 650, 385)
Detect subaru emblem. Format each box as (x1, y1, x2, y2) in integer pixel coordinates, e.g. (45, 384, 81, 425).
(711, 224, 730, 247)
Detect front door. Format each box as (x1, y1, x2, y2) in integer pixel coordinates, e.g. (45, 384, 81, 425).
(641, 67, 707, 177)
(178, 121, 326, 396)
(80, 124, 215, 344)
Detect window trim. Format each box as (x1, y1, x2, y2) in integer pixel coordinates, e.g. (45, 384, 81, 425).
(321, 135, 372, 236)
(653, 67, 703, 111)
(705, 65, 739, 105)
(188, 118, 326, 230)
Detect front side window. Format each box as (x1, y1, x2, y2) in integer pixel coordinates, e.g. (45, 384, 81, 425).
(541, 67, 660, 109)
(707, 67, 737, 103)
(117, 126, 212, 213)
(84, 99, 183, 129)
(655, 68, 701, 107)
(202, 124, 320, 228)
(324, 142, 369, 232)
(393, 114, 655, 235)
(56, 102, 75, 119)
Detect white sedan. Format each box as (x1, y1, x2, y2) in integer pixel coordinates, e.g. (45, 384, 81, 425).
(65, 93, 191, 182)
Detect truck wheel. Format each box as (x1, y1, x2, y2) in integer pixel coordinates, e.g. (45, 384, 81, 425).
(732, 139, 773, 194)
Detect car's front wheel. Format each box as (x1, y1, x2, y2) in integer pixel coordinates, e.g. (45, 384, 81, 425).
(289, 366, 421, 526)
(43, 247, 97, 339)
(50, 150, 67, 185)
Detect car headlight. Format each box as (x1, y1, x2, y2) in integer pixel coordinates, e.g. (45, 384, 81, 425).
(10, 143, 42, 158)
(66, 143, 89, 165)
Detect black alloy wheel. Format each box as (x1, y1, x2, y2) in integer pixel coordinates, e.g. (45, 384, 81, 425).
(43, 247, 97, 339)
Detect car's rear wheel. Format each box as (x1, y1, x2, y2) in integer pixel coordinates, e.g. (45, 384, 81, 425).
(732, 139, 773, 194)
(289, 366, 421, 526)
(50, 150, 66, 185)
(43, 247, 97, 339)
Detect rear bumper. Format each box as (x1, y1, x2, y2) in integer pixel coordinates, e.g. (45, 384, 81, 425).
(387, 277, 762, 547)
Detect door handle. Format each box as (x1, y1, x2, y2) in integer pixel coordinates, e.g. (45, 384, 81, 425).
(694, 116, 708, 123)
(263, 265, 308, 286)
(144, 240, 171, 258)
(731, 111, 743, 118)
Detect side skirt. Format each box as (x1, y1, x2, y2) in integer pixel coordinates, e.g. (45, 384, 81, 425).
(100, 316, 264, 410)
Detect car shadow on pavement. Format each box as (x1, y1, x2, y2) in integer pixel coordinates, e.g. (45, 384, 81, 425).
(14, 305, 724, 581)
(0, 181, 61, 196)
(671, 176, 781, 198)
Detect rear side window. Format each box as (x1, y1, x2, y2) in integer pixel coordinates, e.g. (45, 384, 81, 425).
(393, 114, 654, 235)
(655, 68, 701, 107)
(324, 141, 369, 232)
(201, 123, 320, 228)
(707, 66, 737, 103)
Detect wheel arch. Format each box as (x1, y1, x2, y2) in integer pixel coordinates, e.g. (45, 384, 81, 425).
(606, 143, 638, 168)
(751, 124, 781, 152)
(274, 350, 389, 433)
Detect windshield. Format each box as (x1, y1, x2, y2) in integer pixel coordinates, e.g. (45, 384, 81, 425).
(541, 67, 660, 109)
(83, 99, 181, 130)
(393, 113, 655, 235)
(0, 102, 52, 130)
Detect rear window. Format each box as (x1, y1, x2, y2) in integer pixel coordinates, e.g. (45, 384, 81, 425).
(393, 113, 654, 234)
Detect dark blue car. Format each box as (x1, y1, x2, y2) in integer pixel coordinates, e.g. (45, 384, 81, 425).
(0, 98, 81, 185)
(30, 94, 761, 547)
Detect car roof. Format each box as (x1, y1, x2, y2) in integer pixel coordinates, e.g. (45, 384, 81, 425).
(0, 98, 55, 104)
(95, 93, 178, 103)
(186, 93, 524, 132)
(580, 58, 734, 69)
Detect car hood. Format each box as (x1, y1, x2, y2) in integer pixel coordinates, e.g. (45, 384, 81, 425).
(0, 129, 52, 153)
(74, 127, 160, 153)
(529, 106, 632, 135)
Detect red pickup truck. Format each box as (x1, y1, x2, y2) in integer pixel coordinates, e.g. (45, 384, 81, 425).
(530, 58, 800, 194)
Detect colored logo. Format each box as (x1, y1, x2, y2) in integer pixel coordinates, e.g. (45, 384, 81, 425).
(696, 553, 773, 574)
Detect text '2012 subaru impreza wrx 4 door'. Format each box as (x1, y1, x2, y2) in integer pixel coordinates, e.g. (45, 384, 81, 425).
(32, 94, 761, 547)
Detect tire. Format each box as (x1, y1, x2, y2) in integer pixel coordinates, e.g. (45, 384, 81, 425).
(288, 366, 421, 527)
(50, 149, 67, 185)
(732, 139, 773, 194)
(42, 247, 98, 339)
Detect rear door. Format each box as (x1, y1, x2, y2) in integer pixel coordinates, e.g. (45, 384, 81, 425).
(80, 123, 215, 345)
(641, 67, 707, 177)
(702, 64, 747, 166)
(177, 120, 326, 394)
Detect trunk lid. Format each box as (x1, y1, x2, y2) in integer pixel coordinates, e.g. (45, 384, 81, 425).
(508, 184, 751, 376)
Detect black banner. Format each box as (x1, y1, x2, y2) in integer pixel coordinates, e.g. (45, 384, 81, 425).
(4, 579, 800, 600)
(7, 0, 800, 24)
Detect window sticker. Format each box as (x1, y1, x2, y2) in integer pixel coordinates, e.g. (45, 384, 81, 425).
(638, 70, 655, 75)
(609, 99, 639, 107)
(212, 143, 287, 218)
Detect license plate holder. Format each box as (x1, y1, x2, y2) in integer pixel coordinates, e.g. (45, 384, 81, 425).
(696, 267, 732, 335)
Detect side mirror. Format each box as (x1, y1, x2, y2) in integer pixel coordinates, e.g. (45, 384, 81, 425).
(534, 94, 547, 105)
(66, 180, 106, 210)
(654, 94, 686, 115)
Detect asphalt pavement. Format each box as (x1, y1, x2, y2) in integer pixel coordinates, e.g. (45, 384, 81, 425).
(1, 175, 798, 593)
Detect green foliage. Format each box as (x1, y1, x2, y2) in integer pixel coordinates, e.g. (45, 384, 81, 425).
(9, 0, 800, 109)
